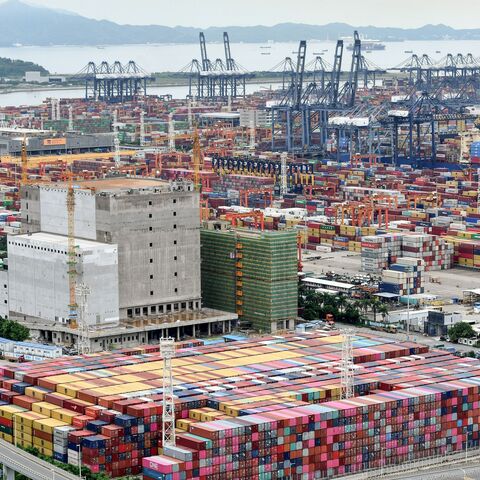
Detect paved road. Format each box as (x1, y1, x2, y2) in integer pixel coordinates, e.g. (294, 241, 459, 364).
(0, 439, 79, 480)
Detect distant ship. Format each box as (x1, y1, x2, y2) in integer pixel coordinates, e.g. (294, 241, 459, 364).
(344, 37, 385, 51)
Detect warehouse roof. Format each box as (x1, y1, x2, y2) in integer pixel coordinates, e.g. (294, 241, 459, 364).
(49, 177, 170, 194)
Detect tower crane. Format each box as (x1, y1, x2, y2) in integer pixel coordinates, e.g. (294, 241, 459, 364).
(192, 128, 203, 191)
(66, 170, 78, 329)
(21, 137, 29, 188)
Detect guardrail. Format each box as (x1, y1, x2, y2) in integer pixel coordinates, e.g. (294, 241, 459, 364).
(0, 439, 79, 480)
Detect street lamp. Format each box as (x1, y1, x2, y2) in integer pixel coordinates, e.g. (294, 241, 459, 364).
(77, 444, 82, 480)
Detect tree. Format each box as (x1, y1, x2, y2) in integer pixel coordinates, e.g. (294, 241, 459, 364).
(448, 322, 476, 343)
(0, 317, 29, 341)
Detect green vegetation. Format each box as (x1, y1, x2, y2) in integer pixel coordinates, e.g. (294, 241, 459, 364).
(0, 317, 30, 341)
(299, 286, 362, 324)
(15, 446, 110, 480)
(448, 322, 476, 343)
(0, 57, 48, 78)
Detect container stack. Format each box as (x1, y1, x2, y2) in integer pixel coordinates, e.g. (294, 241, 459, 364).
(380, 258, 425, 296)
(401, 234, 454, 271)
(361, 234, 403, 273)
(470, 141, 480, 163)
(5, 332, 480, 478)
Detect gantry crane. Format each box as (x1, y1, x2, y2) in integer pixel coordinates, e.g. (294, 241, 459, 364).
(66, 170, 78, 329)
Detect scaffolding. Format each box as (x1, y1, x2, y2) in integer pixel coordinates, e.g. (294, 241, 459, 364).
(201, 229, 298, 331)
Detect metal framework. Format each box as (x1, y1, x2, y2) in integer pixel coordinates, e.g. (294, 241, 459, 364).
(340, 329, 355, 400)
(66, 171, 78, 328)
(160, 337, 176, 448)
(76, 283, 91, 355)
(74, 61, 151, 102)
(270, 32, 363, 153)
(182, 32, 254, 100)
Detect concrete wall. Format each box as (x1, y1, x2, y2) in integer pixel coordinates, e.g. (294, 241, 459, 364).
(95, 188, 201, 318)
(39, 188, 97, 239)
(8, 234, 119, 326)
(22, 182, 201, 320)
(0, 269, 8, 318)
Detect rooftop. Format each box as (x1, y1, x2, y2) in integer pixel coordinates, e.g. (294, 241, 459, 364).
(50, 177, 170, 194)
(11, 232, 114, 250)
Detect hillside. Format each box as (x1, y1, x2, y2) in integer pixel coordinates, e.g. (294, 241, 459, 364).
(0, 0, 480, 46)
(0, 57, 48, 78)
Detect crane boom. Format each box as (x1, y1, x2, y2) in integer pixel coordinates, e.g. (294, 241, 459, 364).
(66, 171, 78, 328)
(294, 41, 307, 108)
(199, 33, 210, 71)
(223, 32, 234, 71)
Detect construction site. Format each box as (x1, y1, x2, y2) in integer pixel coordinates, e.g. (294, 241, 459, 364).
(0, 24, 480, 479)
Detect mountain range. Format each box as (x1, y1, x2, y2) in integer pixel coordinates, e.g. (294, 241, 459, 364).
(1, 0, 480, 46)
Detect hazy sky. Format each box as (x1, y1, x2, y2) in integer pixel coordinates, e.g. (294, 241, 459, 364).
(20, 0, 480, 29)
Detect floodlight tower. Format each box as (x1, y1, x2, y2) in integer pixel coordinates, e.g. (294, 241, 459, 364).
(340, 329, 355, 400)
(160, 337, 176, 448)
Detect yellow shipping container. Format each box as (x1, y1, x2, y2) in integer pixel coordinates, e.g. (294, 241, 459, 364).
(0, 405, 27, 420)
(33, 418, 68, 434)
(51, 408, 78, 425)
(25, 386, 49, 401)
(32, 402, 61, 417)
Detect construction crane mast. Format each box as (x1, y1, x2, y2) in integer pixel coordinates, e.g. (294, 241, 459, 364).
(21, 138, 28, 188)
(67, 171, 78, 328)
(160, 337, 176, 448)
(340, 329, 355, 399)
(192, 128, 203, 191)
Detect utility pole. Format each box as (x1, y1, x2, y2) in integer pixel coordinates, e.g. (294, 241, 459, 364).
(168, 112, 176, 152)
(68, 105, 74, 131)
(112, 110, 120, 168)
(160, 337, 176, 448)
(340, 329, 355, 400)
(280, 152, 288, 197)
(76, 283, 91, 355)
(140, 110, 146, 147)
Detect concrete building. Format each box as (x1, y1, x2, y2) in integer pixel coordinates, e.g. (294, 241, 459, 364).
(9, 177, 237, 351)
(8, 232, 119, 326)
(24, 71, 66, 84)
(239, 109, 270, 128)
(0, 128, 114, 156)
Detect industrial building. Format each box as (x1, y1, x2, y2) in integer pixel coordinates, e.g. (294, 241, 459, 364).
(4, 177, 237, 351)
(8, 232, 119, 326)
(0, 128, 114, 156)
(201, 222, 298, 332)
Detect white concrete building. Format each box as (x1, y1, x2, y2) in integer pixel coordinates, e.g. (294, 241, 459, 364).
(8, 232, 119, 326)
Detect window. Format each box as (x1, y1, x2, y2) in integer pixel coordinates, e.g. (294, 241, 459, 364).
(173, 224, 177, 229)
(149, 201, 152, 206)
(173, 212, 177, 217)
(149, 214, 152, 218)
(149, 227, 153, 232)
(150, 291, 154, 296)
(150, 274, 153, 280)
(174, 288, 178, 293)
(174, 256, 177, 261)
(150, 259, 153, 263)
(149, 243, 153, 247)
(174, 272, 177, 277)
(173, 240, 177, 245)
(173, 199, 177, 204)
(127, 309, 133, 318)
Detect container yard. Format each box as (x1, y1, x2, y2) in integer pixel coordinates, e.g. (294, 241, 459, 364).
(1, 2, 480, 477)
(0, 331, 479, 479)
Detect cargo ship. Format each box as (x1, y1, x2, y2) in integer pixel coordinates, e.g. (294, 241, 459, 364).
(345, 37, 385, 51)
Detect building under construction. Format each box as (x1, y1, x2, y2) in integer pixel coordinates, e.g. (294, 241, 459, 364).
(201, 223, 298, 332)
(6, 178, 237, 351)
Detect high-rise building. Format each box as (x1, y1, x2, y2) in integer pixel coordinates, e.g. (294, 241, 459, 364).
(201, 223, 298, 333)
